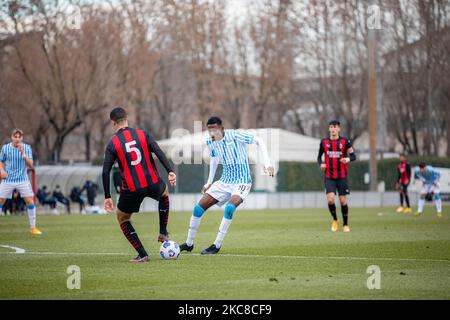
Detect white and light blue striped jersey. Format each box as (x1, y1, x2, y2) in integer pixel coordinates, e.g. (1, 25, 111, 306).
(206, 129, 254, 184)
(414, 166, 441, 185)
(0, 143, 33, 183)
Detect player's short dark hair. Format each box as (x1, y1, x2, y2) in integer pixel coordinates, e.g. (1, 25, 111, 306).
(11, 128, 23, 137)
(329, 120, 340, 126)
(399, 153, 406, 157)
(110, 107, 127, 123)
(207, 116, 222, 126)
(418, 162, 427, 168)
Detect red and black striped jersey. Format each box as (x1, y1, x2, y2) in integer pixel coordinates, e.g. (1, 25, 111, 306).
(397, 161, 411, 185)
(317, 137, 355, 179)
(102, 127, 173, 198)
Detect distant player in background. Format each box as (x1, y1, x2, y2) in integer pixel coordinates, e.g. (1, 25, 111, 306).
(102, 107, 177, 262)
(53, 185, 71, 214)
(0, 129, 42, 234)
(317, 120, 356, 232)
(70, 186, 86, 213)
(81, 180, 98, 207)
(414, 162, 442, 218)
(179, 116, 274, 255)
(396, 153, 412, 214)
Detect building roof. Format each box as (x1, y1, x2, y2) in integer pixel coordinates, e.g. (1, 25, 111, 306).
(157, 128, 322, 165)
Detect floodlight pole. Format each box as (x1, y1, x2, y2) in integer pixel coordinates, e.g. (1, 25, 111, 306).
(368, 0, 378, 191)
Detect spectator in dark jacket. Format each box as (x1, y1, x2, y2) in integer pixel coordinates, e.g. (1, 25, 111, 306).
(70, 186, 86, 213)
(53, 185, 71, 214)
(81, 180, 98, 206)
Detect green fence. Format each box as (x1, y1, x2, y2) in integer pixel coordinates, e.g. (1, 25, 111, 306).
(156, 162, 261, 193)
(112, 157, 450, 193)
(277, 157, 450, 192)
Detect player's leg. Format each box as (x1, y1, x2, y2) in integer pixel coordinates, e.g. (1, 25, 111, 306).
(327, 192, 337, 219)
(157, 184, 170, 242)
(337, 178, 350, 231)
(24, 196, 41, 234)
(339, 195, 350, 232)
(117, 210, 148, 262)
(0, 197, 5, 216)
(116, 192, 148, 262)
(432, 185, 442, 217)
(181, 193, 219, 252)
(416, 185, 429, 216)
(397, 187, 405, 212)
(325, 178, 339, 232)
(403, 185, 411, 213)
(203, 183, 251, 255)
(17, 182, 41, 234)
(0, 182, 13, 217)
(325, 179, 338, 229)
(327, 192, 340, 232)
(202, 195, 243, 255)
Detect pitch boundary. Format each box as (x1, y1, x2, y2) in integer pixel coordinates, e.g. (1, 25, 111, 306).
(0, 248, 448, 263)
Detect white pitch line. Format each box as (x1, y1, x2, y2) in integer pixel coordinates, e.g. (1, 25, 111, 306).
(203, 253, 450, 263)
(0, 249, 448, 263)
(0, 251, 124, 256)
(0, 245, 25, 254)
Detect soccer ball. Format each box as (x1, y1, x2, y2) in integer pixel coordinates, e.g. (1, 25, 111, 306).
(159, 241, 180, 260)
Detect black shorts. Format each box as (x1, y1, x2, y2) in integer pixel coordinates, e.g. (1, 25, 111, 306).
(325, 178, 350, 196)
(117, 179, 166, 214)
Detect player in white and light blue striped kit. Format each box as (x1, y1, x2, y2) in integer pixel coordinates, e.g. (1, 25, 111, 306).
(180, 116, 274, 254)
(414, 162, 443, 217)
(0, 128, 42, 234)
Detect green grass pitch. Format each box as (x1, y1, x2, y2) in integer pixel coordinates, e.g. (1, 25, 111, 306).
(1, 206, 449, 299)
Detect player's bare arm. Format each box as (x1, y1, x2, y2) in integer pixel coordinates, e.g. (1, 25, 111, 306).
(0, 161, 7, 179)
(17, 144, 34, 168)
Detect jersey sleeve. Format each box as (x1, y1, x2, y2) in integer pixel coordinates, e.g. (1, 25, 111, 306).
(206, 139, 217, 158)
(414, 168, 421, 180)
(102, 141, 116, 199)
(434, 168, 441, 181)
(317, 140, 324, 165)
(146, 131, 173, 174)
(345, 139, 354, 153)
(235, 130, 255, 144)
(345, 138, 356, 161)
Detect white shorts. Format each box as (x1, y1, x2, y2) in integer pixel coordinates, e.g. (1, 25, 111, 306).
(420, 183, 440, 195)
(206, 181, 252, 207)
(0, 181, 34, 199)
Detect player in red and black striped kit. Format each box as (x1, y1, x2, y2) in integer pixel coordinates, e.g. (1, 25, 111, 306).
(396, 153, 412, 213)
(102, 107, 177, 262)
(317, 120, 356, 232)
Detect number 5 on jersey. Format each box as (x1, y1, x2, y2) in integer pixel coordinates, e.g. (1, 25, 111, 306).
(125, 140, 142, 166)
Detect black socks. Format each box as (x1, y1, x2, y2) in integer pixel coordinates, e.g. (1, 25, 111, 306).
(328, 203, 337, 221)
(159, 195, 170, 235)
(342, 204, 349, 226)
(120, 221, 148, 258)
